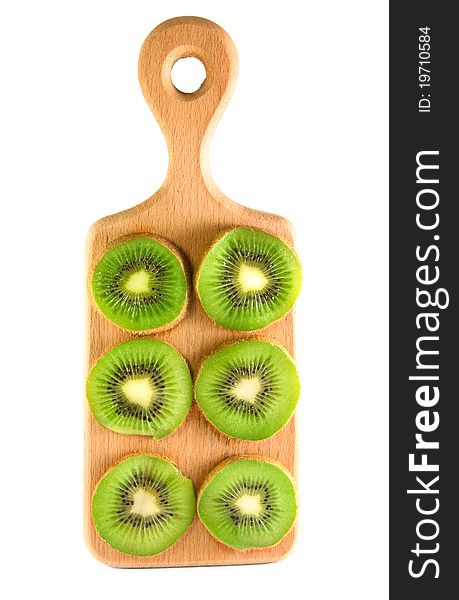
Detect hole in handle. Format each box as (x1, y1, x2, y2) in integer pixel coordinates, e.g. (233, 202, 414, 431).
(171, 57, 206, 94)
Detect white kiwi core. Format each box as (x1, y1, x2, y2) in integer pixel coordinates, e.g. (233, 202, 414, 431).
(232, 377, 262, 404)
(236, 494, 262, 516)
(124, 269, 151, 294)
(122, 378, 156, 408)
(237, 264, 268, 292)
(130, 489, 161, 517)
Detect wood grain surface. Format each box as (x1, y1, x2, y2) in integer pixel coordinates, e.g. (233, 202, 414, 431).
(84, 16, 298, 568)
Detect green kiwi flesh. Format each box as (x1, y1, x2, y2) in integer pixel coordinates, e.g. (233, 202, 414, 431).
(196, 228, 302, 331)
(86, 339, 192, 438)
(195, 340, 300, 440)
(92, 235, 187, 332)
(92, 454, 195, 556)
(198, 457, 297, 550)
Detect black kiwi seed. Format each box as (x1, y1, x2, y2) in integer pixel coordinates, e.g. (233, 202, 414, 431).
(116, 471, 175, 529)
(215, 478, 275, 528)
(218, 363, 274, 417)
(105, 364, 166, 422)
(221, 250, 281, 309)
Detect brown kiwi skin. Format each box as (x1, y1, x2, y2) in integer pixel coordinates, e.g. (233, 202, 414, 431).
(88, 232, 190, 335)
(194, 227, 301, 333)
(197, 454, 298, 552)
(193, 337, 300, 442)
(90, 452, 196, 556)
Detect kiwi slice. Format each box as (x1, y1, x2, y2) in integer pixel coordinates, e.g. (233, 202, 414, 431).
(92, 454, 195, 556)
(86, 338, 192, 438)
(196, 227, 301, 331)
(195, 340, 300, 440)
(198, 456, 297, 550)
(91, 235, 188, 332)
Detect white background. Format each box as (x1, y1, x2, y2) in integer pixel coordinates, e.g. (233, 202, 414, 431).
(0, 1, 388, 598)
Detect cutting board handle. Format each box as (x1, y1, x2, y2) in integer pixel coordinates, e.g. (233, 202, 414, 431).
(138, 17, 239, 186)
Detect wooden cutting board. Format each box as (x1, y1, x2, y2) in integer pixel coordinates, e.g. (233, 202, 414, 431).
(84, 16, 298, 568)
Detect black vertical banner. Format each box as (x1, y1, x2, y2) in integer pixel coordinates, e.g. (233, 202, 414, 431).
(390, 2, 458, 597)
